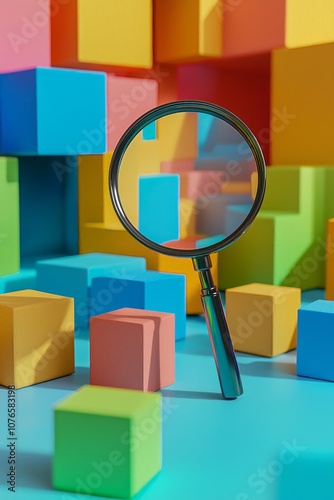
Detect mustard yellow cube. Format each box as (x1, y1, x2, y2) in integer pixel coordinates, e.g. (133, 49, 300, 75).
(285, 0, 334, 49)
(51, 0, 152, 70)
(226, 283, 301, 357)
(271, 43, 334, 165)
(154, 0, 223, 63)
(0, 290, 74, 389)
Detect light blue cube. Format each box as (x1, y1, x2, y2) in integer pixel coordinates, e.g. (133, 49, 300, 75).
(297, 300, 334, 382)
(36, 253, 146, 330)
(139, 174, 180, 244)
(91, 270, 186, 341)
(0, 67, 106, 155)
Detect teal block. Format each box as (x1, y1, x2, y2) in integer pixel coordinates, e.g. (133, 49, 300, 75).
(0, 67, 106, 155)
(142, 121, 157, 140)
(36, 253, 146, 330)
(54, 385, 162, 498)
(19, 156, 78, 258)
(139, 174, 180, 244)
(0, 157, 20, 276)
(91, 270, 186, 341)
(297, 300, 334, 382)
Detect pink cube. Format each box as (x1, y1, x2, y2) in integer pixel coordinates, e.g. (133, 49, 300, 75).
(90, 308, 175, 391)
(161, 158, 195, 173)
(0, 0, 51, 72)
(107, 75, 158, 150)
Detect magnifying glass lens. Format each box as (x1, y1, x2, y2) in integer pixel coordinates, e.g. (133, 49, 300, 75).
(118, 111, 258, 252)
(110, 102, 266, 400)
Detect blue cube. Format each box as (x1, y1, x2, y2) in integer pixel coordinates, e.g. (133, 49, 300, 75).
(0, 67, 106, 155)
(297, 300, 334, 382)
(36, 253, 146, 330)
(91, 270, 186, 341)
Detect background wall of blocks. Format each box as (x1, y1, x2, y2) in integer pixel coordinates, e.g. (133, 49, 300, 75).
(1, 0, 334, 297)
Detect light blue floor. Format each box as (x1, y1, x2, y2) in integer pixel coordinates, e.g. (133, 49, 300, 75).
(0, 290, 333, 500)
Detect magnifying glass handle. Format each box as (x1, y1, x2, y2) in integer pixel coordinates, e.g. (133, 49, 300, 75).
(193, 256, 243, 399)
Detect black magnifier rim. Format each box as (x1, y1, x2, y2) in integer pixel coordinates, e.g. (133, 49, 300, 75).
(109, 100, 266, 259)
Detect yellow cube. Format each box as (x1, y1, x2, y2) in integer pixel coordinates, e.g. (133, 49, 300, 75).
(157, 112, 198, 162)
(0, 290, 74, 389)
(226, 283, 301, 357)
(51, 0, 152, 70)
(326, 218, 334, 300)
(271, 43, 334, 165)
(154, 0, 223, 63)
(285, 0, 334, 49)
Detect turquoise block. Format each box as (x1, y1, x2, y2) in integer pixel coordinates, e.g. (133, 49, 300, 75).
(91, 270, 186, 341)
(0, 67, 106, 155)
(297, 300, 334, 382)
(36, 253, 146, 330)
(142, 121, 157, 140)
(19, 157, 78, 257)
(139, 174, 180, 244)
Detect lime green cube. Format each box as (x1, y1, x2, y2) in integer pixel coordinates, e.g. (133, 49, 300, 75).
(0, 157, 19, 276)
(53, 385, 162, 498)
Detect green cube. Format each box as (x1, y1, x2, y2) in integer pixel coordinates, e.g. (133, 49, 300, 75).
(0, 157, 19, 276)
(53, 385, 162, 498)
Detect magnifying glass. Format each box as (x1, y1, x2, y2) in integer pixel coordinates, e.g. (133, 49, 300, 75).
(109, 100, 266, 400)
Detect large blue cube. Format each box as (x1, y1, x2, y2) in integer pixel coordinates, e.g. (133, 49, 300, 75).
(0, 67, 106, 155)
(36, 253, 146, 331)
(91, 270, 186, 341)
(297, 300, 334, 382)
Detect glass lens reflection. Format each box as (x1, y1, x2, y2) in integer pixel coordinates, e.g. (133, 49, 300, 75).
(117, 111, 258, 251)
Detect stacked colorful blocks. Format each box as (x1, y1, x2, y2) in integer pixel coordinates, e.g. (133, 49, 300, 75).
(1, 1, 334, 498)
(35, 253, 146, 330)
(90, 270, 186, 341)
